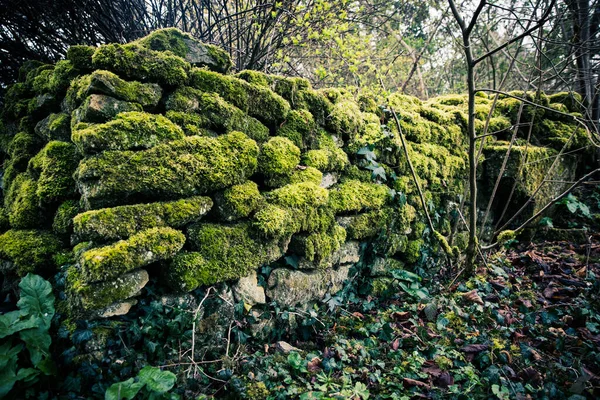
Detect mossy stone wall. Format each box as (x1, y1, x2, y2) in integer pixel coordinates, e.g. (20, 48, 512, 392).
(0, 28, 587, 318)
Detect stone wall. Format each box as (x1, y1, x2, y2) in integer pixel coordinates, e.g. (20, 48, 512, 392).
(0, 28, 588, 320)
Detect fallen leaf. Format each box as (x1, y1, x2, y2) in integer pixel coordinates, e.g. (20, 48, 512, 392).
(460, 344, 489, 353)
(462, 290, 484, 305)
(403, 378, 431, 389)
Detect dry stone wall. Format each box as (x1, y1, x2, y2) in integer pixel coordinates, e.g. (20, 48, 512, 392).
(0, 28, 589, 320)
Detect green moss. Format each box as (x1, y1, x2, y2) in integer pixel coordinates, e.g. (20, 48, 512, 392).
(303, 147, 348, 172)
(328, 99, 363, 140)
(66, 70, 162, 111)
(0, 229, 63, 275)
(2, 83, 32, 120)
(164, 111, 210, 136)
(4, 173, 43, 229)
(34, 113, 71, 141)
(497, 230, 516, 244)
(73, 94, 143, 125)
(290, 225, 346, 266)
(329, 180, 389, 213)
(171, 222, 288, 291)
(72, 111, 184, 154)
(3, 132, 42, 187)
(135, 28, 232, 73)
(548, 92, 582, 113)
(252, 204, 297, 238)
(53, 200, 80, 236)
(76, 131, 258, 209)
(80, 227, 185, 282)
(164, 87, 269, 141)
(77, 269, 149, 310)
(343, 209, 390, 240)
(47, 60, 79, 94)
(404, 239, 424, 264)
(276, 109, 318, 149)
(67, 45, 96, 70)
(0, 208, 9, 233)
(267, 182, 329, 210)
(74, 196, 212, 242)
(258, 137, 301, 177)
(189, 68, 290, 128)
(236, 70, 272, 87)
(296, 89, 333, 126)
(92, 42, 189, 86)
(215, 181, 263, 221)
(538, 119, 588, 150)
(28, 141, 79, 204)
(265, 166, 323, 188)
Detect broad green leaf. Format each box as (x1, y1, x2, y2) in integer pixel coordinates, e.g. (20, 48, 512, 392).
(105, 378, 144, 400)
(17, 274, 55, 327)
(138, 366, 176, 393)
(0, 311, 39, 339)
(16, 367, 40, 383)
(19, 326, 52, 367)
(0, 340, 21, 370)
(391, 269, 421, 282)
(0, 352, 18, 398)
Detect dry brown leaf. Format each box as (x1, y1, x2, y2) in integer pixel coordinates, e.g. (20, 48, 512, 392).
(462, 290, 484, 305)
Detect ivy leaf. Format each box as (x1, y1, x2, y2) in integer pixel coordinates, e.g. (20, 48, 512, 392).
(391, 269, 421, 283)
(17, 274, 55, 327)
(138, 366, 176, 393)
(105, 378, 144, 400)
(285, 255, 299, 268)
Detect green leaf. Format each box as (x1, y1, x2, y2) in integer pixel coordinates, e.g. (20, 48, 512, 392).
(105, 378, 144, 400)
(19, 326, 52, 367)
(138, 366, 176, 393)
(17, 274, 55, 327)
(0, 340, 21, 371)
(0, 351, 18, 398)
(16, 367, 40, 383)
(287, 352, 304, 371)
(0, 311, 39, 339)
(391, 269, 421, 282)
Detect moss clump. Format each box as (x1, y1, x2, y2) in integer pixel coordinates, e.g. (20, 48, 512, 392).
(252, 204, 297, 238)
(267, 182, 329, 210)
(174, 222, 287, 291)
(28, 141, 79, 204)
(164, 87, 269, 141)
(342, 209, 390, 240)
(34, 113, 71, 141)
(0, 229, 63, 275)
(215, 181, 263, 221)
(4, 132, 42, 187)
(72, 111, 184, 154)
(265, 166, 323, 188)
(66, 70, 162, 111)
(303, 147, 348, 172)
(73, 196, 213, 242)
(189, 68, 290, 128)
(53, 200, 80, 236)
(258, 137, 301, 177)
(75, 269, 149, 311)
(276, 109, 318, 149)
(329, 180, 389, 213)
(92, 43, 189, 86)
(80, 227, 185, 283)
(497, 230, 517, 244)
(76, 131, 258, 209)
(2, 83, 32, 120)
(290, 225, 347, 266)
(548, 92, 582, 113)
(67, 45, 96, 70)
(4, 174, 43, 229)
(404, 239, 424, 264)
(135, 28, 232, 73)
(31, 60, 80, 95)
(328, 99, 363, 140)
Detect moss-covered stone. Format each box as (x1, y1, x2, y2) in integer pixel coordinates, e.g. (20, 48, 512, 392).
(34, 113, 71, 141)
(264, 166, 323, 188)
(0, 229, 63, 275)
(73, 196, 213, 242)
(267, 182, 329, 210)
(92, 42, 189, 86)
(3, 132, 42, 187)
(252, 204, 297, 238)
(67, 45, 96, 70)
(328, 99, 363, 140)
(76, 131, 258, 208)
(214, 181, 263, 221)
(135, 28, 232, 73)
(72, 268, 149, 311)
(303, 147, 348, 172)
(189, 68, 290, 128)
(328, 180, 389, 213)
(66, 70, 162, 111)
(53, 200, 80, 236)
(548, 92, 582, 113)
(258, 137, 301, 177)
(2, 83, 32, 120)
(73, 94, 143, 125)
(28, 141, 79, 204)
(276, 109, 318, 149)
(170, 222, 288, 291)
(403, 239, 424, 264)
(4, 173, 43, 229)
(72, 111, 184, 154)
(164, 87, 269, 141)
(80, 227, 185, 283)
(290, 225, 347, 267)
